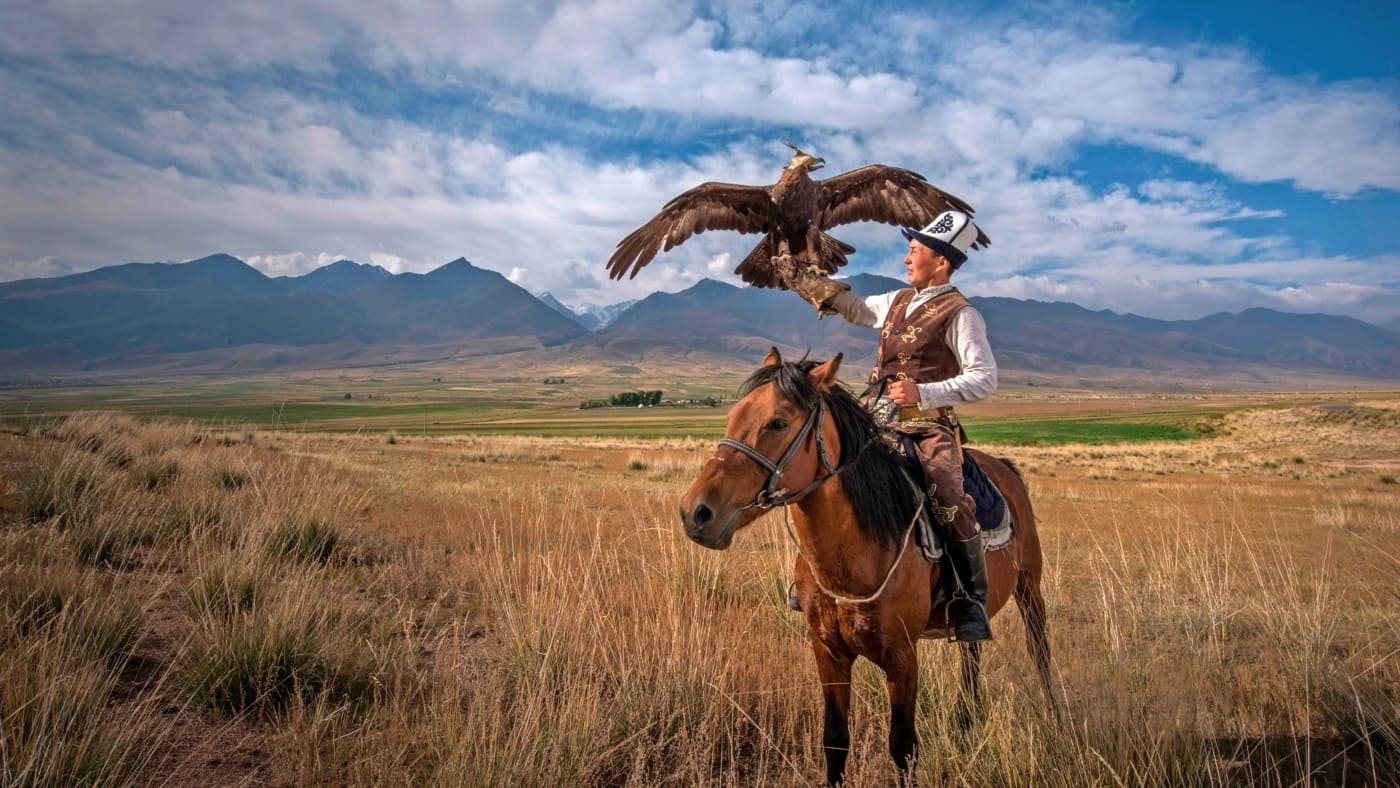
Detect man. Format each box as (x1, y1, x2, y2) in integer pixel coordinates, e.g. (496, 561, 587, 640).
(783, 210, 996, 641)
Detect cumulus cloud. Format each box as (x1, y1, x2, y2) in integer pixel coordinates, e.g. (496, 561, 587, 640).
(936, 24, 1400, 196)
(0, 0, 1396, 323)
(242, 251, 349, 277)
(0, 256, 80, 283)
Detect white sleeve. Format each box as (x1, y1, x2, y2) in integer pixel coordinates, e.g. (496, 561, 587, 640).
(917, 306, 998, 409)
(829, 288, 902, 329)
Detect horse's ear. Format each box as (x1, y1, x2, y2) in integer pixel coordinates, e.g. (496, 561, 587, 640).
(762, 346, 782, 367)
(809, 353, 843, 390)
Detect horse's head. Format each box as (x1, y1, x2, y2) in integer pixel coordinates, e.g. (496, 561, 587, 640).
(680, 347, 843, 549)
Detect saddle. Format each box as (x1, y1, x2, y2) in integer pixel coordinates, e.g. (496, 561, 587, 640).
(889, 432, 1013, 570)
(894, 434, 1008, 534)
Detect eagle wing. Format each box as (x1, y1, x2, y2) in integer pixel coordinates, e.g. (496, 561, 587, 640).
(815, 165, 991, 249)
(606, 182, 773, 280)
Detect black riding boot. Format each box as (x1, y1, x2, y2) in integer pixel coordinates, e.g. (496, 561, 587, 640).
(946, 533, 992, 642)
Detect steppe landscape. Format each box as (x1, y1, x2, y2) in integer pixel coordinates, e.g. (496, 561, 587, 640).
(6, 0, 1400, 784)
(2, 367, 1397, 786)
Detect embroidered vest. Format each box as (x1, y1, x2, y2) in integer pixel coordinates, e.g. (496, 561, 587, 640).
(869, 288, 971, 386)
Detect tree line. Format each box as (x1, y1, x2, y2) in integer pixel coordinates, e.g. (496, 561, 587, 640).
(578, 390, 663, 409)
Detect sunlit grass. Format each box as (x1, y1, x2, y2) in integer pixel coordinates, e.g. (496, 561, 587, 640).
(0, 399, 1395, 784)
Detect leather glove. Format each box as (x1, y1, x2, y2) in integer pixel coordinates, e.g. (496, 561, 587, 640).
(783, 265, 850, 316)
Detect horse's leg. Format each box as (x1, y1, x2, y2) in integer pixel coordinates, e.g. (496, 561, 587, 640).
(955, 641, 983, 730)
(813, 643, 853, 787)
(1015, 566, 1060, 719)
(884, 647, 920, 784)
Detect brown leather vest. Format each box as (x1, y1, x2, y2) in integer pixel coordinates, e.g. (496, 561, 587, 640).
(869, 287, 971, 385)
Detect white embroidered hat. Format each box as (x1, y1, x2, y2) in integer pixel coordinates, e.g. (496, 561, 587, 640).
(901, 210, 980, 268)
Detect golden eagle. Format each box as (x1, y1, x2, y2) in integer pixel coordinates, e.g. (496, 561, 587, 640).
(606, 143, 990, 288)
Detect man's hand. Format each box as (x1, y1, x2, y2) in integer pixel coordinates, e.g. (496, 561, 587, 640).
(886, 378, 920, 406)
(780, 263, 850, 315)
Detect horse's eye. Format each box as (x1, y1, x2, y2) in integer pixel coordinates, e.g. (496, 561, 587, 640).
(768, 417, 789, 432)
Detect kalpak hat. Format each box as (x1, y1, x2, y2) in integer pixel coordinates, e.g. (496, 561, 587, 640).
(902, 210, 980, 268)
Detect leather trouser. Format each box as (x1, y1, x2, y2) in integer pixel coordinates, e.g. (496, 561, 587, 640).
(898, 423, 991, 640)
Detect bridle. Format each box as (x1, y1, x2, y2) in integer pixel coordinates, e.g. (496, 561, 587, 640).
(718, 396, 840, 512)
(714, 383, 925, 606)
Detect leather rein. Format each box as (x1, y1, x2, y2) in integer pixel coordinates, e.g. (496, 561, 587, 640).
(715, 385, 925, 606)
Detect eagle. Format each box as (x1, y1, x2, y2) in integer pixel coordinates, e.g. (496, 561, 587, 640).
(606, 142, 990, 288)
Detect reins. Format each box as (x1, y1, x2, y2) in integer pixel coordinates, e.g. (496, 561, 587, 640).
(780, 495, 921, 606)
(716, 385, 925, 605)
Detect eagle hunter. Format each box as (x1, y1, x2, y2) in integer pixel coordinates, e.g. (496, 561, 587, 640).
(606, 142, 990, 288)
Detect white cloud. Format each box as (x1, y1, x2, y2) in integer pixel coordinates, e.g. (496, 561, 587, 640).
(938, 25, 1400, 195)
(1, 0, 1396, 325)
(968, 254, 1400, 324)
(242, 251, 348, 277)
(0, 256, 80, 283)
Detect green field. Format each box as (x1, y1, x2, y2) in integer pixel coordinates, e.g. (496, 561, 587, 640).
(965, 417, 1198, 445)
(0, 364, 1262, 444)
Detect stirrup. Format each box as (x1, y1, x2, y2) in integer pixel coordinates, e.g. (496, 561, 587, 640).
(949, 597, 991, 642)
(788, 580, 801, 612)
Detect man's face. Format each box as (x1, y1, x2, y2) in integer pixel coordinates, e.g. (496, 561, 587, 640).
(904, 239, 948, 290)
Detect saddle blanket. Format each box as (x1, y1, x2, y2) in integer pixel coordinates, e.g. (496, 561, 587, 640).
(908, 449, 1013, 563)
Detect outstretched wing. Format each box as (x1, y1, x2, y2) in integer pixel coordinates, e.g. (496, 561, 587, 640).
(606, 182, 773, 280)
(815, 165, 991, 248)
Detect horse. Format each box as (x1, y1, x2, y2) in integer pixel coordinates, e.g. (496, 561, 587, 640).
(679, 348, 1055, 786)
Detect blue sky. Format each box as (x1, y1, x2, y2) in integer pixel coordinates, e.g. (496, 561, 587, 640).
(2, 0, 1397, 323)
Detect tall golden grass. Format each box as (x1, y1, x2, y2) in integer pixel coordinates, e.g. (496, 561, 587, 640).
(1, 404, 1396, 785)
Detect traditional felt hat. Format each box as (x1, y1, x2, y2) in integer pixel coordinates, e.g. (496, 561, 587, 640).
(901, 210, 980, 268)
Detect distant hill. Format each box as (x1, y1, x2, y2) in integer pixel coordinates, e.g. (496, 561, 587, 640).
(589, 276, 1400, 381)
(348, 258, 586, 344)
(1383, 316, 1400, 333)
(2, 255, 1397, 383)
(0, 254, 586, 370)
(276, 260, 391, 294)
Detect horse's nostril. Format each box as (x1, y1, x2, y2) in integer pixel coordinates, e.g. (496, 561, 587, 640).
(693, 503, 714, 526)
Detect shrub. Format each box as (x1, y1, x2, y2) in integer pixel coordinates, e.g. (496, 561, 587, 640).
(216, 468, 252, 489)
(131, 457, 180, 490)
(185, 590, 407, 717)
(20, 449, 104, 523)
(267, 519, 340, 565)
(1, 566, 68, 637)
(161, 496, 228, 545)
(70, 521, 131, 568)
(186, 558, 267, 620)
(0, 644, 157, 785)
(1, 567, 142, 669)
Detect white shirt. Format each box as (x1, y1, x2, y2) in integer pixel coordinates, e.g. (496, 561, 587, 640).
(828, 284, 998, 409)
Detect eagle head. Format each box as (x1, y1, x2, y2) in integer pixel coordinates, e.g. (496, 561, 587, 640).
(783, 141, 825, 173)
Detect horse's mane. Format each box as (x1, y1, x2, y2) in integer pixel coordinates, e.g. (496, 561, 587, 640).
(741, 359, 920, 547)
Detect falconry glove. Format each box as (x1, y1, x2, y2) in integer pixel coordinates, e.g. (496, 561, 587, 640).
(783, 264, 850, 316)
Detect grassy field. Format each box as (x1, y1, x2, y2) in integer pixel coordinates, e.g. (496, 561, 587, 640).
(1, 388, 1398, 786)
(2, 365, 1318, 444)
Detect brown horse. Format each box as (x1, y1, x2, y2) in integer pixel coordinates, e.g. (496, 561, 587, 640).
(680, 349, 1055, 786)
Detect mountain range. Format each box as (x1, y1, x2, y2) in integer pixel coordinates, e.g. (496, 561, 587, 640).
(537, 292, 635, 330)
(2, 254, 1398, 385)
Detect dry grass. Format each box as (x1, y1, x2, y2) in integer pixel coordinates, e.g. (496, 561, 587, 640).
(1, 400, 1397, 785)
